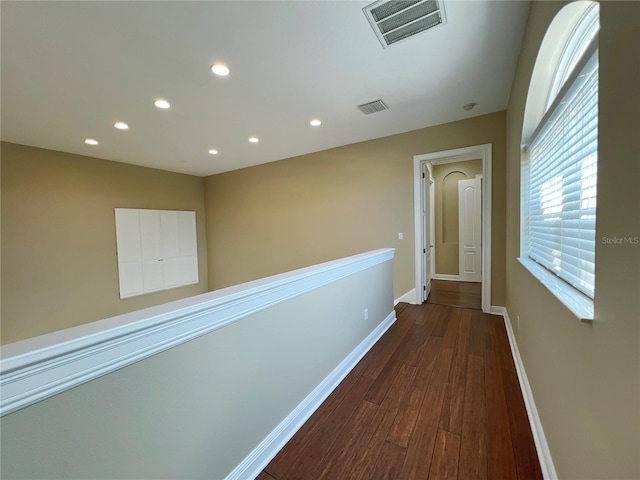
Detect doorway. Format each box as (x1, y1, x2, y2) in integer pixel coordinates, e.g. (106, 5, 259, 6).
(413, 144, 492, 313)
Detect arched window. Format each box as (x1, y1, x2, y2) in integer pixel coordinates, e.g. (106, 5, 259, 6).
(520, 2, 599, 318)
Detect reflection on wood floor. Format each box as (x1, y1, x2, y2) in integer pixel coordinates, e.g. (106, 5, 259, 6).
(260, 300, 542, 480)
(428, 279, 482, 310)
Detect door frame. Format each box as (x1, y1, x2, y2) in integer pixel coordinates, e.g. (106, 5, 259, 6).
(413, 144, 492, 312)
(420, 165, 435, 301)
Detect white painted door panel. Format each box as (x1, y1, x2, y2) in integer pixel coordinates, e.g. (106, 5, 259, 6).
(142, 259, 164, 292)
(160, 211, 180, 258)
(140, 210, 161, 260)
(458, 178, 482, 282)
(115, 209, 143, 297)
(162, 257, 182, 288)
(180, 256, 199, 284)
(178, 211, 197, 256)
(118, 261, 143, 298)
(114, 209, 141, 263)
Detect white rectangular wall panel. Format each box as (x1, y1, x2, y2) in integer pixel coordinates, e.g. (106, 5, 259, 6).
(142, 259, 164, 293)
(115, 209, 199, 299)
(161, 211, 180, 258)
(114, 209, 141, 263)
(178, 211, 197, 256)
(140, 210, 161, 260)
(118, 262, 144, 298)
(163, 257, 182, 288)
(180, 256, 198, 285)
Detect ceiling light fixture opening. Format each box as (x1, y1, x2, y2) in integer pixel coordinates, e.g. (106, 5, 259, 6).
(248, 137, 259, 143)
(84, 138, 98, 145)
(463, 102, 477, 111)
(310, 119, 322, 126)
(211, 64, 230, 76)
(208, 149, 219, 155)
(114, 122, 129, 130)
(154, 99, 171, 109)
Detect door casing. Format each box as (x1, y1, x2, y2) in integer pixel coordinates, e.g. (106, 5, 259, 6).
(413, 144, 492, 312)
(421, 165, 434, 300)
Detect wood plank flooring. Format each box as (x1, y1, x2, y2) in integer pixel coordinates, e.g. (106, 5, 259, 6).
(427, 279, 482, 310)
(261, 300, 542, 480)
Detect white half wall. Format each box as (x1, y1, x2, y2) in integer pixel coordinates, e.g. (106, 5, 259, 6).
(0, 250, 396, 480)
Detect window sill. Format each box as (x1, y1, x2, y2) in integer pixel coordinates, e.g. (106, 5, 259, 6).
(517, 257, 594, 322)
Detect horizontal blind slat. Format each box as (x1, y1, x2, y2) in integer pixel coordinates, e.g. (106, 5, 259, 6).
(523, 48, 598, 299)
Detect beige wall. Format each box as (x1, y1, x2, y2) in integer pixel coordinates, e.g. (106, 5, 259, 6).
(432, 159, 482, 275)
(205, 111, 507, 305)
(1, 142, 209, 344)
(505, 1, 639, 478)
(0, 259, 393, 479)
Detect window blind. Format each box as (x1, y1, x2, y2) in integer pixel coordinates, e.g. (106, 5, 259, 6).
(525, 49, 598, 298)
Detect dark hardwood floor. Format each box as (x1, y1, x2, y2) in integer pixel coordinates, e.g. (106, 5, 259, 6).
(428, 279, 482, 310)
(261, 299, 542, 480)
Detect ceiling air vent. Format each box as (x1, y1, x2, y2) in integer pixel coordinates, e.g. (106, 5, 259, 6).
(363, 0, 446, 49)
(357, 99, 389, 114)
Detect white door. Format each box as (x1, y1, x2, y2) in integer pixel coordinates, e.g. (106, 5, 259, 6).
(422, 165, 433, 301)
(458, 178, 482, 282)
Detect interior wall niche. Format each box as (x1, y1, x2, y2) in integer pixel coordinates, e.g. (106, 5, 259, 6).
(442, 171, 466, 244)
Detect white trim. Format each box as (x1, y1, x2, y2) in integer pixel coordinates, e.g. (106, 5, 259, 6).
(394, 289, 417, 305)
(521, 1, 596, 142)
(226, 310, 396, 480)
(433, 274, 461, 281)
(490, 306, 558, 480)
(413, 144, 492, 312)
(0, 248, 395, 417)
(429, 174, 436, 281)
(517, 258, 594, 321)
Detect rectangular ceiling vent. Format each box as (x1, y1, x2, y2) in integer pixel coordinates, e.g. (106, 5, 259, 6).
(357, 99, 389, 114)
(363, 0, 446, 49)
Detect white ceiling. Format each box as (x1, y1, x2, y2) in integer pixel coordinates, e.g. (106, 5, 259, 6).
(1, 1, 529, 177)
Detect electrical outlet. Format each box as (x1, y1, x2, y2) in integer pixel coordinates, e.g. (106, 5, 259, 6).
(364, 308, 369, 321)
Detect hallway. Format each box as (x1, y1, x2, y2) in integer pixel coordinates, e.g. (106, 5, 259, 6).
(428, 279, 482, 310)
(260, 300, 542, 479)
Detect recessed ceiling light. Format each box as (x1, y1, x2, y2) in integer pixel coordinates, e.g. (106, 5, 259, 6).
(154, 99, 170, 109)
(114, 122, 129, 130)
(208, 149, 219, 155)
(463, 102, 477, 111)
(310, 119, 322, 127)
(84, 138, 98, 145)
(249, 137, 259, 143)
(211, 64, 230, 76)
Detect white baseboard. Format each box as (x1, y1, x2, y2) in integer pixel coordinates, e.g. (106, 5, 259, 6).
(394, 289, 417, 305)
(433, 274, 460, 281)
(490, 306, 558, 480)
(226, 309, 397, 480)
